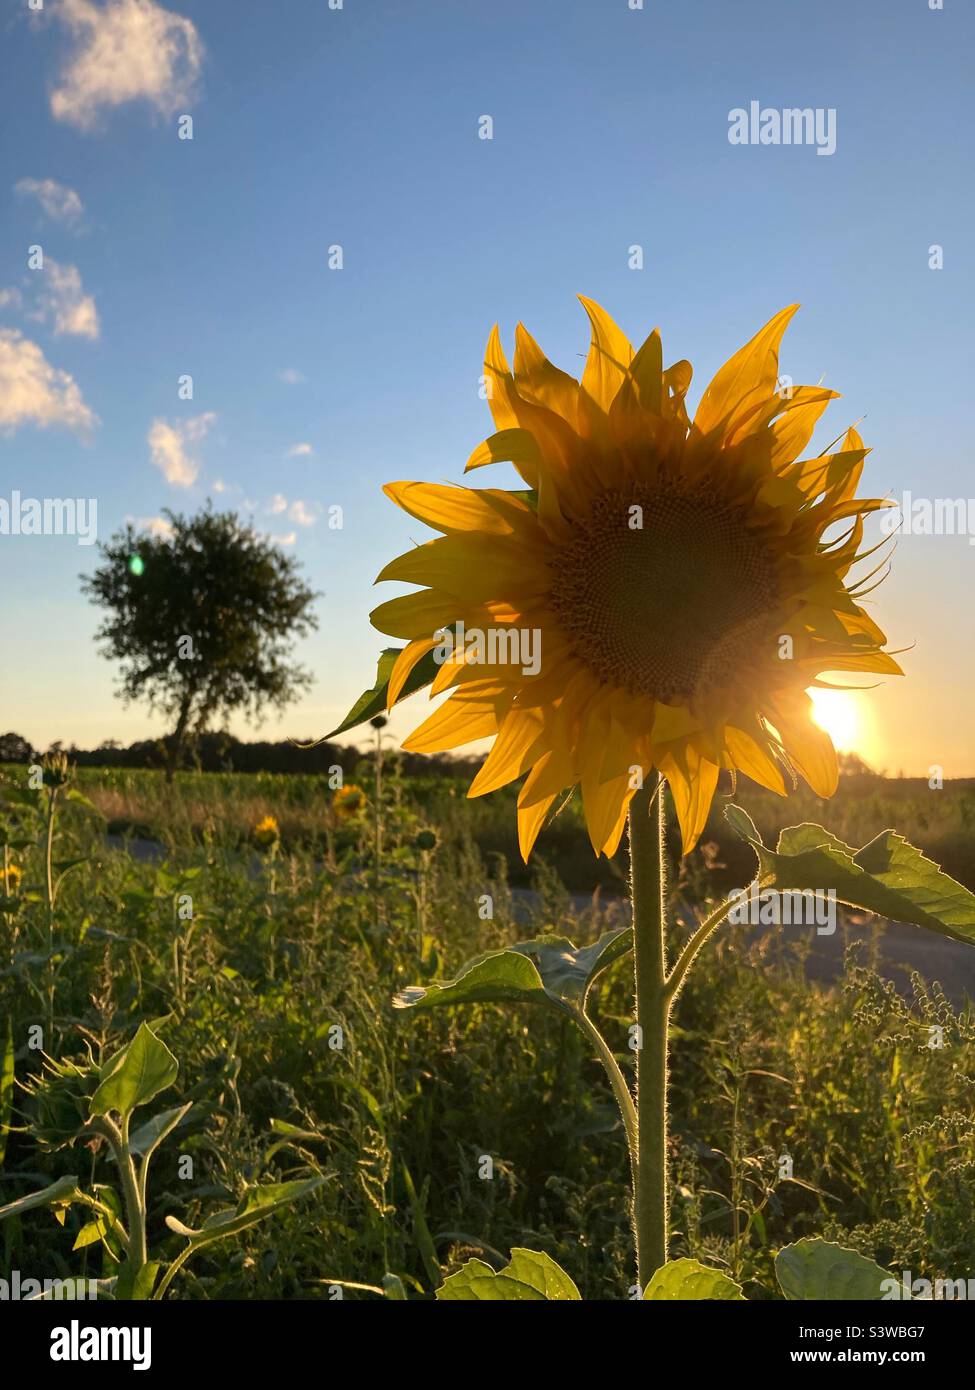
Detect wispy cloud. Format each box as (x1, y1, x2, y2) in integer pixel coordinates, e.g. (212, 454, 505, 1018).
(31, 260, 100, 340)
(15, 178, 85, 226)
(147, 411, 215, 488)
(287, 441, 314, 457)
(50, 0, 204, 131)
(267, 494, 317, 527)
(129, 513, 174, 539)
(270, 531, 297, 547)
(0, 329, 97, 436)
(277, 368, 306, 385)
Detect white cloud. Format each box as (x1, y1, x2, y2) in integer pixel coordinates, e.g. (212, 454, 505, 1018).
(130, 514, 174, 539)
(266, 494, 317, 526)
(270, 531, 297, 547)
(32, 260, 99, 340)
(277, 368, 305, 385)
(0, 289, 23, 311)
(287, 441, 313, 457)
(15, 178, 84, 225)
(50, 0, 204, 131)
(0, 329, 97, 436)
(147, 411, 215, 487)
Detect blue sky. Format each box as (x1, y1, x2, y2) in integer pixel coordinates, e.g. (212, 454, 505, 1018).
(0, 0, 972, 774)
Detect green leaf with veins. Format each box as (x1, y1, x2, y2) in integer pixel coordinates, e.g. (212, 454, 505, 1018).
(775, 1238, 896, 1300)
(437, 1248, 580, 1301)
(725, 804, 975, 946)
(90, 1023, 178, 1120)
(393, 927, 632, 1016)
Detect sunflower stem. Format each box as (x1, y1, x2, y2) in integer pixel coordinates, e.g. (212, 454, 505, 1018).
(629, 773, 669, 1290)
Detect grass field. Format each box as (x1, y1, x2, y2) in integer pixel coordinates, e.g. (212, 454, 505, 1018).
(2, 757, 974, 1299)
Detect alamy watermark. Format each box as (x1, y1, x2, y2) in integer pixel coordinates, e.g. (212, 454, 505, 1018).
(432, 620, 541, 677)
(0, 491, 97, 546)
(728, 101, 836, 156)
(728, 885, 837, 935)
(1, 1269, 98, 1300)
(879, 492, 975, 545)
(882, 1270, 975, 1300)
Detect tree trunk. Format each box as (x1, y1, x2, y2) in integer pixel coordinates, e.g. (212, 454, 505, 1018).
(166, 694, 194, 783)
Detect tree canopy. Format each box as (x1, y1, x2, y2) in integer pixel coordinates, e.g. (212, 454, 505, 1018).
(81, 507, 319, 777)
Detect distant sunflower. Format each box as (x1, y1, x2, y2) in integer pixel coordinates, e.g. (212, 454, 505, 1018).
(252, 814, 280, 850)
(332, 784, 366, 821)
(371, 300, 901, 858)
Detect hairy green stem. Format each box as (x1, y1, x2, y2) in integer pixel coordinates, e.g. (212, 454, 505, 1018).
(44, 785, 59, 1042)
(629, 774, 669, 1289)
(573, 1003, 638, 1170)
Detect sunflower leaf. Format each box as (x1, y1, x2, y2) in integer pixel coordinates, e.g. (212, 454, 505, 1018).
(327, 645, 442, 738)
(724, 805, 975, 947)
(436, 1248, 580, 1301)
(775, 1238, 895, 1301)
(392, 927, 632, 1015)
(643, 1257, 745, 1300)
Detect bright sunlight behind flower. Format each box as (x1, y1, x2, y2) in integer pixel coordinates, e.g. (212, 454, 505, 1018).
(372, 300, 902, 857)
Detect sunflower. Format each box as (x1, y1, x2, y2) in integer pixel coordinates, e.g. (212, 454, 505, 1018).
(371, 300, 901, 859)
(2, 861, 21, 894)
(332, 783, 366, 821)
(252, 814, 280, 850)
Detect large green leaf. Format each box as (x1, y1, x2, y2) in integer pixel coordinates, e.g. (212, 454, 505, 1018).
(393, 927, 631, 1017)
(90, 1023, 178, 1120)
(643, 1257, 745, 1300)
(725, 805, 975, 947)
(775, 1238, 896, 1301)
(0, 1174, 80, 1222)
(327, 644, 441, 739)
(115, 1260, 160, 1301)
(164, 1176, 326, 1247)
(437, 1248, 580, 1301)
(126, 1102, 192, 1160)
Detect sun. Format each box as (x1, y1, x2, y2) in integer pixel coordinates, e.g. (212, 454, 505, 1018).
(808, 687, 865, 754)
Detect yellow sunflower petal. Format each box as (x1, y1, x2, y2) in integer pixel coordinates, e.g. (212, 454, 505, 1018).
(578, 296, 633, 419)
(656, 743, 720, 854)
(387, 636, 440, 709)
(514, 323, 581, 425)
(370, 590, 457, 640)
(694, 305, 799, 440)
(383, 481, 533, 537)
(766, 691, 838, 798)
(468, 706, 545, 797)
(465, 428, 542, 476)
(401, 688, 505, 753)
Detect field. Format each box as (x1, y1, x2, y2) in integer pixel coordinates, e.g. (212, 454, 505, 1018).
(2, 757, 975, 1300)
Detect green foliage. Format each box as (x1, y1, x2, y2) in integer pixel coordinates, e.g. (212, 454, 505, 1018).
(328, 646, 441, 739)
(775, 1239, 893, 1301)
(90, 1023, 178, 1120)
(80, 508, 319, 775)
(394, 928, 631, 1016)
(4, 1022, 324, 1299)
(2, 762, 974, 1299)
(437, 1248, 581, 1301)
(726, 805, 975, 944)
(643, 1257, 745, 1300)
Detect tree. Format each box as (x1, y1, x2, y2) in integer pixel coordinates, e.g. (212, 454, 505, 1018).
(81, 507, 319, 780)
(0, 732, 36, 764)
